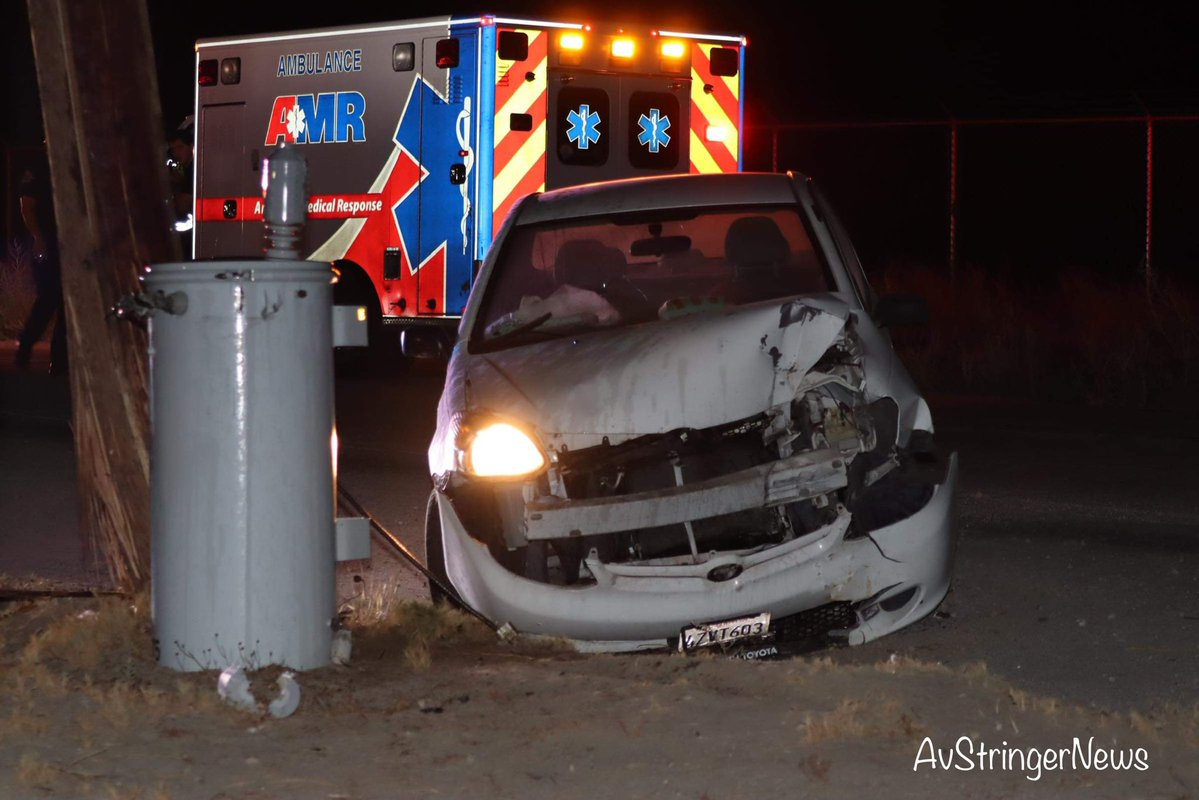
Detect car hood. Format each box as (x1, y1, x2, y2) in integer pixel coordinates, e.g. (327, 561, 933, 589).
(463, 297, 854, 447)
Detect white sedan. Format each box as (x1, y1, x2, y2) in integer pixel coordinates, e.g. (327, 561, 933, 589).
(420, 172, 958, 656)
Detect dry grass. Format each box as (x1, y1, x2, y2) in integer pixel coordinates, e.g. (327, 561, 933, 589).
(101, 782, 172, 800)
(878, 263, 1199, 408)
(18, 596, 151, 677)
(339, 576, 406, 627)
(801, 698, 925, 743)
(16, 752, 66, 792)
(0, 596, 226, 752)
(362, 600, 496, 671)
(873, 654, 953, 675)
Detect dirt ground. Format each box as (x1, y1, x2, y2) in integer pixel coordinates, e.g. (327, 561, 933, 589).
(0, 596, 1195, 800)
(3, 360, 1197, 797)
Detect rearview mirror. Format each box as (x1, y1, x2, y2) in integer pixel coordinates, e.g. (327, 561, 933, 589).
(401, 328, 449, 360)
(630, 235, 691, 257)
(873, 294, 929, 328)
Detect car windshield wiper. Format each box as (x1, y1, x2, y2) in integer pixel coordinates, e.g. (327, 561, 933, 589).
(478, 312, 553, 351)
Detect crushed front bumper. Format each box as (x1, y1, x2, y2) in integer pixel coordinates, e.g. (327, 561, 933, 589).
(436, 454, 958, 651)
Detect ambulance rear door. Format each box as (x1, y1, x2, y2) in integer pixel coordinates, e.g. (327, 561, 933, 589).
(195, 102, 256, 258)
(546, 32, 691, 189)
(415, 27, 480, 316)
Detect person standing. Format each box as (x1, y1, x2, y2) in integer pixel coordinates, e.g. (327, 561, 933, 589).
(168, 117, 194, 257)
(14, 152, 67, 373)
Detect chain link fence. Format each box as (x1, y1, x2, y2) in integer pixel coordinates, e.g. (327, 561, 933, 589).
(745, 116, 1199, 288)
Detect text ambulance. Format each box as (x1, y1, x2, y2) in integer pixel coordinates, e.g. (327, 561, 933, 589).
(194, 15, 746, 335)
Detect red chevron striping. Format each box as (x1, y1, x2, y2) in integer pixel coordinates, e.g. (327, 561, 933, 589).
(692, 44, 741, 121)
(493, 92, 547, 168)
(493, 30, 547, 112)
(493, 151, 546, 231)
(690, 99, 739, 173)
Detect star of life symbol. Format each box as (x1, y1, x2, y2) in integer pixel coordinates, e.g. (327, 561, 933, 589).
(566, 104, 601, 149)
(637, 108, 671, 153)
(285, 103, 307, 140)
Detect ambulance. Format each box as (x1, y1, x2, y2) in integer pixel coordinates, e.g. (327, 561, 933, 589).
(193, 15, 746, 340)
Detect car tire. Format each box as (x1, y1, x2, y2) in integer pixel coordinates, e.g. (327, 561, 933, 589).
(425, 491, 455, 605)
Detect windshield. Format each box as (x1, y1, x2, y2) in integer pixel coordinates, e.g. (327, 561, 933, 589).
(473, 205, 830, 349)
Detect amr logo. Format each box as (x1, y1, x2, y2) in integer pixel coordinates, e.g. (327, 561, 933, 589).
(264, 92, 367, 145)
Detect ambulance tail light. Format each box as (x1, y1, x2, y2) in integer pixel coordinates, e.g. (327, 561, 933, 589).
(610, 38, 635, 59)
(705, 125, 730, 143)
(198, 59, 218, 87)
(659, 39, 686, 73)
(660, 41, 685, 59)
(436, 38, 460, 69)
(559, 32, 585, 65)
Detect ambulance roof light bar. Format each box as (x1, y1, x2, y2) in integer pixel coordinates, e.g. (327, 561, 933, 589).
(197, 17, 585, 49)
(654, 29, 747, 45)
(660, 40, 686, 59)
(610, 38, 636, 59)
(492, 17, 586, 30)
(559, 31, 585, 65)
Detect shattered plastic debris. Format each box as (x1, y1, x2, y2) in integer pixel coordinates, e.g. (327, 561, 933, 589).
(268, 671, 301, 718)
(217, 666, 258, 713)
(217, 666, 302, 718)
(331, 629, 352, 665)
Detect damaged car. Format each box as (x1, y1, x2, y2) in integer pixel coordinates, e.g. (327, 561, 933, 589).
(421, 172, 958, 655)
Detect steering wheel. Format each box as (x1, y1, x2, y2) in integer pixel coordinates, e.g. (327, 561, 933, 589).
(598, 275, 651, 318)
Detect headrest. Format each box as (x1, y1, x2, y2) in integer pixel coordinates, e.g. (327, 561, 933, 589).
(554, 239, 627, 290)
(723, 215, 790, 269)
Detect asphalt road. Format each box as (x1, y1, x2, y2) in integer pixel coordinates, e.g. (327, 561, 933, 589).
(334, 368, 1199, 714)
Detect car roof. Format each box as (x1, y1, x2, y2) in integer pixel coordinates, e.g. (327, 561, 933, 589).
(515, 172, 805, 225)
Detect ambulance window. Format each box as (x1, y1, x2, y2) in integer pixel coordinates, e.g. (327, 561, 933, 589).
(627, 92, 680, 170)
(709, 47, 739, 77)
(392, 43, 415, 72)
(498, 31, 528, 61)
(556, 87, 609, 166)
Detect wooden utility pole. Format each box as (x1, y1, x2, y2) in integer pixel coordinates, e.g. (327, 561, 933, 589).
(26, 0, 179, 590)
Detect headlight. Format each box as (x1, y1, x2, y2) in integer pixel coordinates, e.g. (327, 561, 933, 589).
(465, 422, 547, 478)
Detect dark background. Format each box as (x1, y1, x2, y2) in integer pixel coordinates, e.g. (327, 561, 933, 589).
(4, 0, 1198, 278)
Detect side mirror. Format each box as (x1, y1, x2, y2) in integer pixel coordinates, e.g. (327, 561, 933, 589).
(401, 327, 449, 360)
(873, 294, 929, 328)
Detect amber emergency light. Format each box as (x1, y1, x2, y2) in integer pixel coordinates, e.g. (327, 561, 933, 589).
(611, 38, 636, 58)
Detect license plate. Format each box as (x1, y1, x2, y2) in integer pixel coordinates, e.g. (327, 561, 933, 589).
(679, 612, 771, 652)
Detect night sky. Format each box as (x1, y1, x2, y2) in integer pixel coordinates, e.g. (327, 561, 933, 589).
(4, 1, 1197, 273)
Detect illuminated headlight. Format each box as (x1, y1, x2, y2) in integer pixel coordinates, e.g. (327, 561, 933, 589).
(465, 422, 547, 478)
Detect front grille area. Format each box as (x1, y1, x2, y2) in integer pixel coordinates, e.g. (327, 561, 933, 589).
(669, 602, 860, 659)
(773, 601, 858, 644)
(556, 414, 775, 499)
(551, 415, 789, 562)
(450, 414, 847, 584)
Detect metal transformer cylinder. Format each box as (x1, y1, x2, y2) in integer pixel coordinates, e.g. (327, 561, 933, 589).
(148, 260, 336, 672)
(263, 143, 307, 259)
